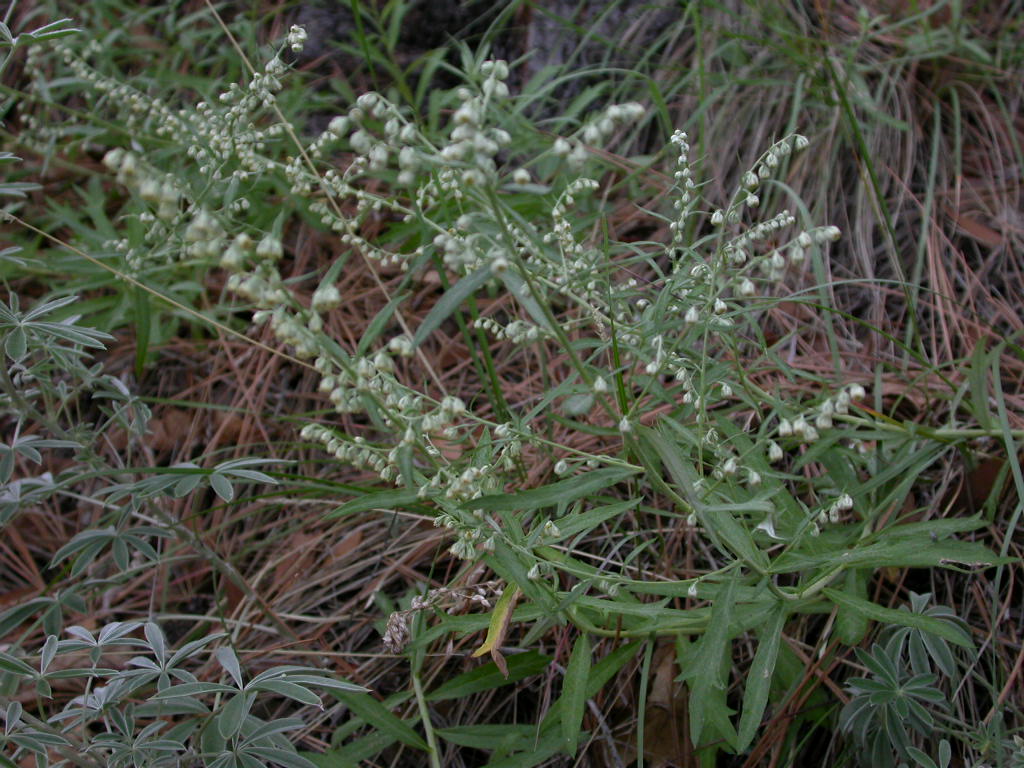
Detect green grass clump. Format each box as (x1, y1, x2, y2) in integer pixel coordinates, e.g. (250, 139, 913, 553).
(1, 2, 1022, 767)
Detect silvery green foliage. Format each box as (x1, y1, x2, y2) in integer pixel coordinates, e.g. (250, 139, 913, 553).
(44, 28, 861, 565)
(0, 621, 366, 768)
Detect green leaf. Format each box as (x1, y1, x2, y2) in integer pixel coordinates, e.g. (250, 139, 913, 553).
(736, 603, 785, 751)
(772, 538, 1006, 573)
(834, 569, 871, 645)
(435, 724, 535, 751)
(0, 650, 35, 676)
(25, 19, 80, 41)
(0, 451, 13, 484)
(482, 730, 569, 768)
(332, 691, 429, 751)
(550, 498, 639, 540)
(496, 268, 554, 332)
(324, 488, 421, 520)
(823, 588, 973, 648)
(149, 682, 238, 699)
(427, 651, 551, 702)
(209, 473, 234, 502)
(689, 576, 738, 748)
(266, 674, 367, 694)
(639, 425, 768, 571)
(217, 692, 253, 740)
(357, 290, 410, 356)
(561, 632, 590, 756)
(539, 641, 640, 732)
(4, 326, 26, 361)
(413, 265, 491, 348)
(465, 467, 638, 513)
(215, 646, 244, 688)
(246, 747, 317, 768)
(251, 680, 322, 708)
(174, 473, 203, 498)
(702, 507, 770, 573)
(968, 339, 993, 430)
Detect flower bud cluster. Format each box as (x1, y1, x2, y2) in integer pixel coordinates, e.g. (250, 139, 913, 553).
(545, 178, 600, 270)
(438, 62, 513, 188)
(286, 25, 307, 52)
(668, 130, 696, 241)
(103, 149, 182, 226)
(300, 424, 397, 479)
(473, 317, 548, 344)
(777, 384, 867, 444)
(817, 492, 855, 526)
(581, 102, 645, 146)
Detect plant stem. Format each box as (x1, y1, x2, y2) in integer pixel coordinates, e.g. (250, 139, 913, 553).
(411, 669, 441, 768)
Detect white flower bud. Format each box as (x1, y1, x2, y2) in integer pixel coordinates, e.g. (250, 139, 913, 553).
(256, 234, 283, 261)
(618, 417, 632, 433)
(710, 210, 725, 226)
(554, 460, 569, 475)
(103, 148, 125, 171)
(848, 383, 866, 401)
(831, 398, 848, 419)
(767, 441, 783, 462)
(312, 284, 341, 312)
(511, 168, 530, 185)
(552, 138, 571, 157)
(593, 376, 608, 394)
